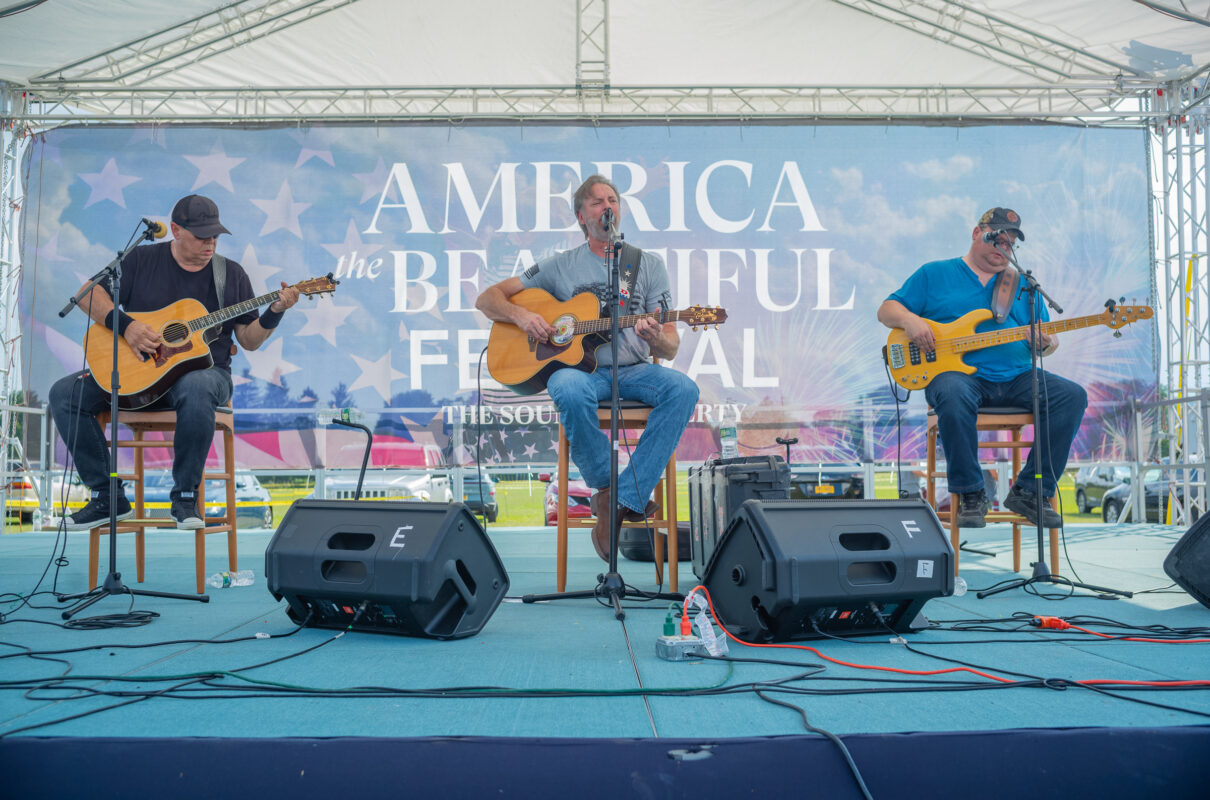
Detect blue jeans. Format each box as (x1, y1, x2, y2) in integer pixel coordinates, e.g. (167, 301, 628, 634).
(546, 362, 699, 514)
(924, 369, 1087, 498)
(49, 367, 233, 499)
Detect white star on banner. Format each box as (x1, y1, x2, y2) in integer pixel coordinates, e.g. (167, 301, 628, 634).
(238, 244, 284, 297)
(353, 157, 390, 204)
(321, 218, 384, 262)
(250, 181, 310, 238)
(289, 129, 336, 169)
(35, 233, 72, 263)
(349, 352, 406, 403)
(295, 299, 357, 347)
(523, 443, 538, 458)
(79, 158, 140, 209)
(184, 141, 245, 192)
(240, 338, 300, 387)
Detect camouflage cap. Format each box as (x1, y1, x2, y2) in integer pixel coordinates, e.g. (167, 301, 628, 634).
(978, 207, 1024, 241)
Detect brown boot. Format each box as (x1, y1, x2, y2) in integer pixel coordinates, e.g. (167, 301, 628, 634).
(623, 499, 660, 522)
(590, 489, 614, 561)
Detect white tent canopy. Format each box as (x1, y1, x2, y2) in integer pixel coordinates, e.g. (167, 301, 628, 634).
(0, 0, 1207, 122)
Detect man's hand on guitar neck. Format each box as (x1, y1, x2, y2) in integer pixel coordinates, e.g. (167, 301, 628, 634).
(124, 320, 161, 361)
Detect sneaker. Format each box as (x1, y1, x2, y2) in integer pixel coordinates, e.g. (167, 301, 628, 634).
(170, 496, 204, 530)
(63, 492, 133, 531)
(956, 489, 989, 528)
(1003, 484, 1063, 528)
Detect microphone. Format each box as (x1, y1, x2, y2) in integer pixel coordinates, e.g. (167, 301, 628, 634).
(601, 208, 614, 230)
(142, 218, 168, 239)
(982, 229, 1001, 243)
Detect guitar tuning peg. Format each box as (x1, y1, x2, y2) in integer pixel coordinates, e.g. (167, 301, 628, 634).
(1113, 330, 1122, 338)
(1119, 296, 1125, 304)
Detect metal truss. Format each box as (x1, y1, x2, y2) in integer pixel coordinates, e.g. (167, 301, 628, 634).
(1151, 77, 1210, 524)
(832, 0, 1140, 82)
(576, 0, 609, 97)
(3, 80, 1173, 124)
(30, 0, 358, 86)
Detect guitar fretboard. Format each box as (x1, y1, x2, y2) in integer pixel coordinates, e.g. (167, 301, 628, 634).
(187, 289, 282, 333)
(574, 309, 702, 335)
(950, 314, 1109, 352)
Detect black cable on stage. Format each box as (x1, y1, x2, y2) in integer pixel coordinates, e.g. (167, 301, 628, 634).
(0, 609, 321, 738)
(754, 688, 873, 800)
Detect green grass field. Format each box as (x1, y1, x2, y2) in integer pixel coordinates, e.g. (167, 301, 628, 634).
(4, 470, 1100, 532)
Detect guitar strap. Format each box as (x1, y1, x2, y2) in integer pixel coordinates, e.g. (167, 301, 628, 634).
(211, 253, 227, 309)
(990, 265, 1019, 323)
(617, 242, 642, 316)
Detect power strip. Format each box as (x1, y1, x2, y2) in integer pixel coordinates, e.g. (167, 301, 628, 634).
(656, 634, 707, 661)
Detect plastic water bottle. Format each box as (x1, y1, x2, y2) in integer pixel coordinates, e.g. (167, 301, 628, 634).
(720, 425, 738, 459)
(206, 569, 255, 589)
(952, 575, 968, 597)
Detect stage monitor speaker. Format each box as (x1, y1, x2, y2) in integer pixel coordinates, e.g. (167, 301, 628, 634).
(701, 498, 953, 642)
(1164, 514, 1210, 609)
(266, 500, 509, 639)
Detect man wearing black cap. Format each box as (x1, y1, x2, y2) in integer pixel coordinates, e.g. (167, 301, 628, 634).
(877, 207, 1087, 528)
(49, 194, 300, 531)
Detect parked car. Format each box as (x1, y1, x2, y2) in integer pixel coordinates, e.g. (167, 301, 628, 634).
(789, 463, 865, 500)
(539, 468, 592, 526)
(1073, 465, 1132, 513)
(140, 469, 274, 529)
(462, 473, 498, 522)
(5, 461, 89, 522)
(1102, 468, 1203, 524)
(324, 468, 455, 503)
(331, 442, 453, 503)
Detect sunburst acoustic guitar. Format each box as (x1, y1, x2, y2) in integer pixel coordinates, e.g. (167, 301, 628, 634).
(882, 300, 1152, 390)
(486, 288, 727, 395)
(85, 274, 339, 409)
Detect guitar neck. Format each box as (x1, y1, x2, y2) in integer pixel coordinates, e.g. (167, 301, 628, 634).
(574, 309, 696, 335)
(952, 314, 1106, 352)
(188, 289, 281, 333)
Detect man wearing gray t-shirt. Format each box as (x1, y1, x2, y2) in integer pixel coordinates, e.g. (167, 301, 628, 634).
(476, 175, 699, 561)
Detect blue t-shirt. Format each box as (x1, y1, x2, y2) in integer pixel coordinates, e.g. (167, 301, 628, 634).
(886, 256, 1049, 382)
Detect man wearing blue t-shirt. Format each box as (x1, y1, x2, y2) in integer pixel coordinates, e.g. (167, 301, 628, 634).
(476, 175, 699, 561)
(877, 208, 1087, 528)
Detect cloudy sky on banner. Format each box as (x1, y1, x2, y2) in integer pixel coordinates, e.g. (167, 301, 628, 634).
(20, 123, 1152, 461)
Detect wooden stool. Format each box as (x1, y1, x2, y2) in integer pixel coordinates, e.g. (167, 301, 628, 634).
(89, 407, 238, 594)
(926, 406, 1060, 576)
(555, 400, 679, 592)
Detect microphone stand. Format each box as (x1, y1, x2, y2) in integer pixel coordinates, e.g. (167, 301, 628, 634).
(523, 213, 681, 617)
(56, 221, 208, 618)
(978, 246, 1130, 600)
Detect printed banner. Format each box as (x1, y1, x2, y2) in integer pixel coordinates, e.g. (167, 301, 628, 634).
(19, 124, 1154, 470)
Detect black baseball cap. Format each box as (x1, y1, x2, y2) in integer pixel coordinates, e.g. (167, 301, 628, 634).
(171, 194, 231, 238)
(978, 207, 1024, 241)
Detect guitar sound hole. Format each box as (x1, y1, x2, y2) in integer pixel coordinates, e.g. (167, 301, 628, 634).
(162, 322, 189, 344)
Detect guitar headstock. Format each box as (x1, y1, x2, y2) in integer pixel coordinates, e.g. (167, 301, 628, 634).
(295, 273, 340, 298)
(1102, 300, 1153, 328)
(684, 306, 728, 330)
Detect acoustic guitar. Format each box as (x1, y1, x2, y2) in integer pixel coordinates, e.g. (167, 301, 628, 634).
(85, 274, 339, 409)
(882, 300, 1152, 390)
(486, 288, 727, 395)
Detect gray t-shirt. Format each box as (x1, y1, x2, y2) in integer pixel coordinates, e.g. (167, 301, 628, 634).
(519, 242, 673, 366)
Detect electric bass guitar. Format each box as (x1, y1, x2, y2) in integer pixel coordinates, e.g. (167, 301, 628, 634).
(883, 300, 1152, 390)
(486, 288, 727, 395)
(85, 274, 339, 409)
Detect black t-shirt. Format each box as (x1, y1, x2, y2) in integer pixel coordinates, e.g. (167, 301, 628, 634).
(104, 241, 259, 371)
